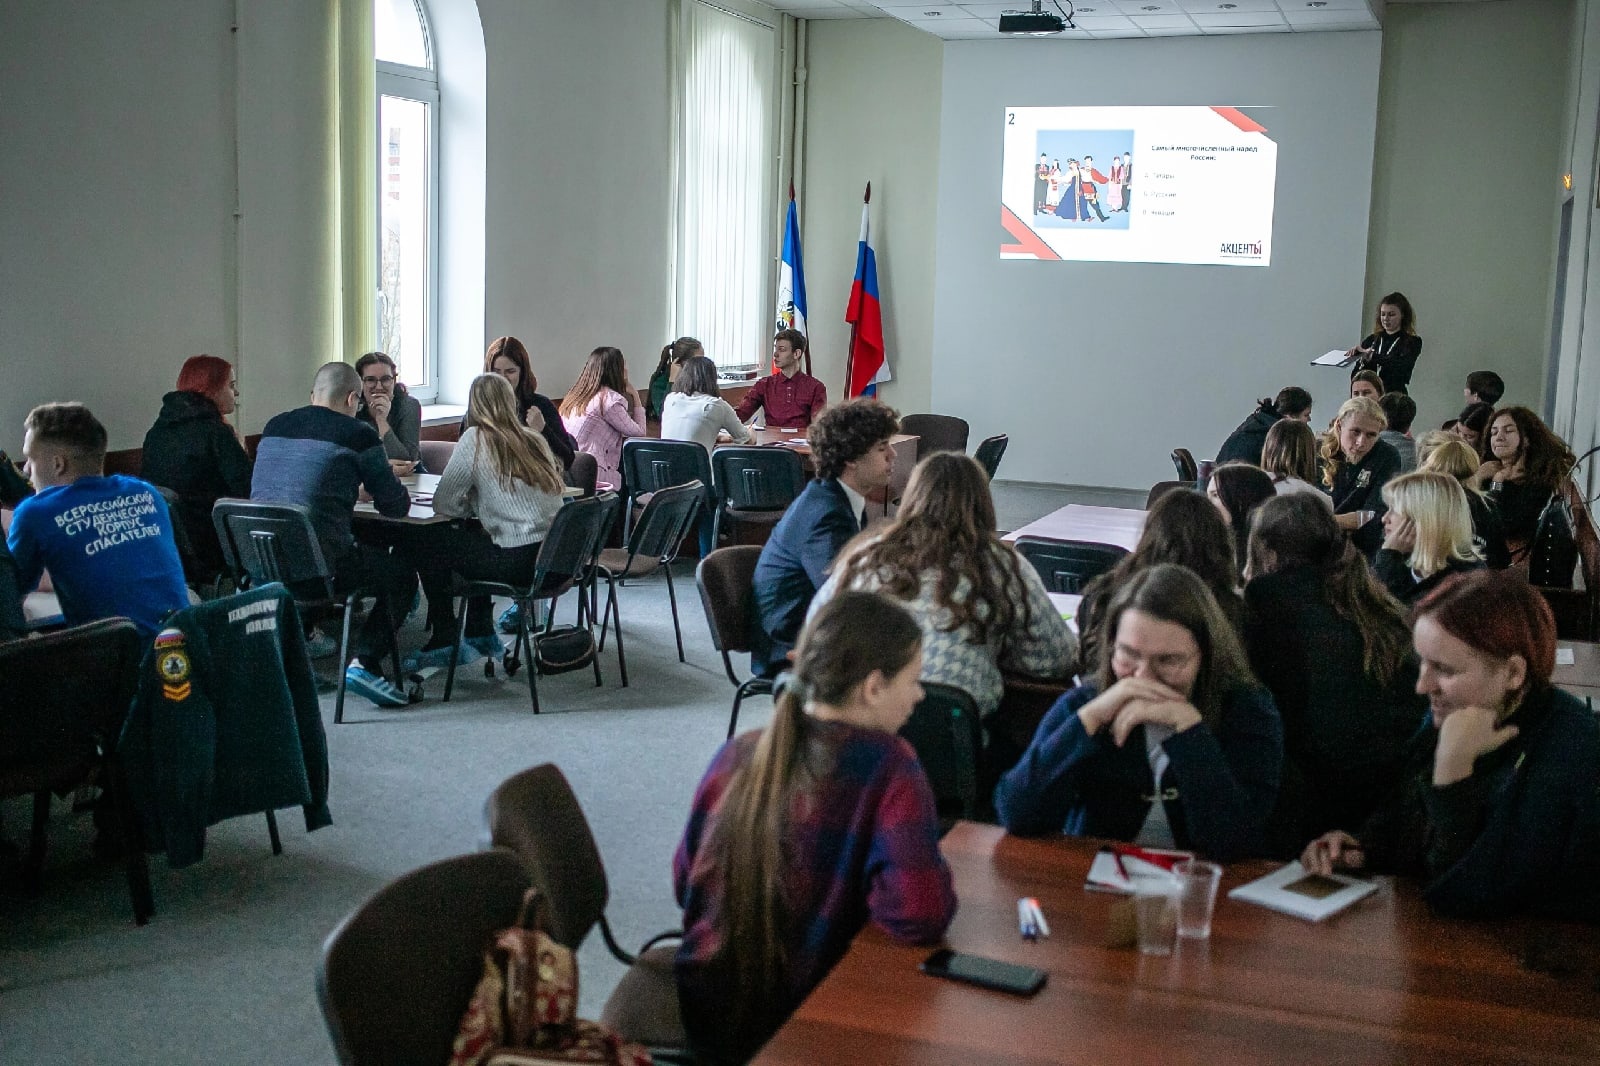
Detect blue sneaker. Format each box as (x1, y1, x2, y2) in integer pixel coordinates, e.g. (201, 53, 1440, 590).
(465, 634, 506, 660)
(344, 665, 410, 708)
(401, 642, 482, 672)
(497, 604, 523, 634)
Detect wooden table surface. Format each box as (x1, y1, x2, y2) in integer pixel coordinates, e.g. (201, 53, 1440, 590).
(352, 473, 579, 524)
(1003, 504, 1147, 552)
(753, 823, 1600, 1065)
(729, 431, 920, 515)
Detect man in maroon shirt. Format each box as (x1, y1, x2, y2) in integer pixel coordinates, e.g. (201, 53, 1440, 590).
(735, 329, 827, 430)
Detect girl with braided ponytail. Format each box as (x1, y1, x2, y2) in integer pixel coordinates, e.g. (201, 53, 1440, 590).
(1243, 493, 1425, 856)
(673, 591, 956, 1065)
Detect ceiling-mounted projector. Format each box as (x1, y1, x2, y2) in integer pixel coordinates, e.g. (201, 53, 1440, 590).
(999, 2, 1068, 34)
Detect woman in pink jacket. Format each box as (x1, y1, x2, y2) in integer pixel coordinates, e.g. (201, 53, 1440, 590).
(558, 346, 647, 490)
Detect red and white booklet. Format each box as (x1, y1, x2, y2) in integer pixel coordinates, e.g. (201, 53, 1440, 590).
(1086, 845, 1195, 894)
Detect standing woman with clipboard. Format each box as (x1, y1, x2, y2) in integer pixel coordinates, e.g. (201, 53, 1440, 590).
(1345, 292, 1422, 395)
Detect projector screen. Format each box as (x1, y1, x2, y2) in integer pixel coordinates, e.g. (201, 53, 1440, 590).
(1002, 105, 1278, 266)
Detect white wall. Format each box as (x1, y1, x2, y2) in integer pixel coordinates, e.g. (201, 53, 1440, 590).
(800, 19, 944, 413)
(1364, 0, 1570, 434)
(474, 0, 676, 401)
(0, 1, 237, 450)
(929, 33, 1382, 490)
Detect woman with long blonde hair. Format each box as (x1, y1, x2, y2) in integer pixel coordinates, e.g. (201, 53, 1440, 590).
(559, 345, 646, 489)
(1319, 395, 1403, 555)
(1420, 438, 1510, 567)
(403, 373, 568, 667)
(674, 591, 956, 1064)
(811, 452, 1075, 717)
(1374, 472, 1486, 604)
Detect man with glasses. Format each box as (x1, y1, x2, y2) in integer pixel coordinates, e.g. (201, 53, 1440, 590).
(353, 351, 423, 473)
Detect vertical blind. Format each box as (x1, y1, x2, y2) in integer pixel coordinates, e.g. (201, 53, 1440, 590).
(675, 1, 775, 373)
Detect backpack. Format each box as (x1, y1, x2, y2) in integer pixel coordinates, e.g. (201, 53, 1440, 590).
(448, 890, 652, 1066)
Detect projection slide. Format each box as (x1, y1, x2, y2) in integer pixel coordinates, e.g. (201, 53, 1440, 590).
(1001, 105, 1277, 266)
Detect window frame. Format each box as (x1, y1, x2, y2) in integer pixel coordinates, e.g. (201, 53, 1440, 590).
(375, 0, 441, 402)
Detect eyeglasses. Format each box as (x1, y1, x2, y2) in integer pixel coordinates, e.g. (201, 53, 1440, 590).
(362, 375, 396, 387)
(1112, 643, 1198, 676)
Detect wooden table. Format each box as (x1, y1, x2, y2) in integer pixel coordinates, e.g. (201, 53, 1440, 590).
(1003, 504, 1146, 552)
(754, 824, 1600, 1065)
(352, 473, 579, 525)
(728, 430, 920, 516)
(1554, 640, 1600, 702)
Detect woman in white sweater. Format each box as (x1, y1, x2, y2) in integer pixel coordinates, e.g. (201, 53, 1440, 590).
(660, 355, 753, 454)
(406, 373, 568, 668)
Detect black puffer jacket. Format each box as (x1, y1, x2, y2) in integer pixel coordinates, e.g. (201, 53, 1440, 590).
(141, 390, 253, 575)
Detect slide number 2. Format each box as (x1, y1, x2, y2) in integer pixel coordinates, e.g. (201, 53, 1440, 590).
(1007, 112, 1015, 125)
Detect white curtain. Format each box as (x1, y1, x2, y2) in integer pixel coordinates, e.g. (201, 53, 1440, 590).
(674, 1, 775, 373)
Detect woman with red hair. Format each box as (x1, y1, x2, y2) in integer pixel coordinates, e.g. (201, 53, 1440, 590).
(141, 354, 252, 578)
(1302, 570, 1600, 919)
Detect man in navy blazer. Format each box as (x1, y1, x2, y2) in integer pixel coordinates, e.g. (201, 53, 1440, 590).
(750, 398, 902, 677)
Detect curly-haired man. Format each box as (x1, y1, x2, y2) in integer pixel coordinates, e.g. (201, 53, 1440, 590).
(750, 398, 900, 676)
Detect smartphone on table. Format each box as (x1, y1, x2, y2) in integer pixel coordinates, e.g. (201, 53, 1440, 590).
(921, 949, 1047, 996)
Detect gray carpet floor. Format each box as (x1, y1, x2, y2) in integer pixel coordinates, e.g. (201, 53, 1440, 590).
(0, 480, 1119, 1064)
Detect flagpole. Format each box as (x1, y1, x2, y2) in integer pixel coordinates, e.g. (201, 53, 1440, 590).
(845, 181, 870, 398)
(790, 180, 812, 377)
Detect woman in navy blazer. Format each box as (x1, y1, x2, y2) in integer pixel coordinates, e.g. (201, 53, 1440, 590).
(996, 563, 1282, 862)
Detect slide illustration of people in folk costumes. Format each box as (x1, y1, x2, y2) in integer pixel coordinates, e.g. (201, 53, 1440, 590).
(1032, 133, 1133, 230)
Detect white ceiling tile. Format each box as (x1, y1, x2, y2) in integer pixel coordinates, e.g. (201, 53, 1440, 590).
(1113, 0, 1185, 15)
(1192, 10, 1286, 24)
(1069, 3, 1118, 13)
(1129, 12, 1196, 26)
(954, 3, 1020, 15)
(1284, 8, 1377, 21)
(1089, 26, 1152, 35)
(1286, 0, 1371, 10)
(1176, 0, 1279, 11)
(1201, 21, 1290, 30)
(1072, 14, 1139, 28)
(1140, 24, 1197, 32)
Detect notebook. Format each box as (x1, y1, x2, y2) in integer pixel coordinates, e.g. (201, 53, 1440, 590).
(1227, 862, 1378, 922)
(1085, 847, 1193, 894)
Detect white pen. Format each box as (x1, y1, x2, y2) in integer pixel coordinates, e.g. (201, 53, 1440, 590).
(1026, 897, 1051, 938)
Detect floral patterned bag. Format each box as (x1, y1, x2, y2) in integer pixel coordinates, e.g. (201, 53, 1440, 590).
(448, 889, 651, 1066)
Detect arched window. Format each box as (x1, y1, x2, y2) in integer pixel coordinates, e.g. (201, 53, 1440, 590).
(375, 0, 439, 400)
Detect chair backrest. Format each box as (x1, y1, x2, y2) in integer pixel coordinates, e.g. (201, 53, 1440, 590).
(317, 850, 531, 1066)
(1171, 448, 1199, 482)
(0, 618, 143, 797)
(104, 447, 142, 477)
(153, 484, 206, 584)
(711, 446, 806, 513)
(482, 764, 609, 951)
(1014, 536, 1129, 595)
(628, 480, 704, 562)
(621, 438, 713, 501)
(211, 499, 334, 602)
(418, 439, 454, 474)
(568, 452, 599, 498)
(973, 434, 1009, 480)
(696, 545, 761, 655)
(1146, 481, 1188, 510)
(901, 414, 970, 460)
(529, 494, 609, 599)
(898, 682, 983, 821)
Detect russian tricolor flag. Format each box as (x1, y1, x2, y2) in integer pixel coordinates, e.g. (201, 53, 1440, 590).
(845, 186, 888, 397)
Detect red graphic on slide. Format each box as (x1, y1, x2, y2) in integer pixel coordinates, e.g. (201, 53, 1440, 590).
(1209, 107, 1268, 135)
(1001, 206, 1062, 261)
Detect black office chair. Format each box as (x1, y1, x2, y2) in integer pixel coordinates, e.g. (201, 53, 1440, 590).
(1171, 448, 1199, 483)
(1014, 536, 1129, 594)
(0, 618, 154, 925)
(973, 434, 1009, 480)
(212, 499, 403, 725)
(696, 546, 775, 739)
(595, 481, 703, 684)
(709, 445, 805, 548)
(899, 682, 984, 823)
(1146, 481, 1189, 509)
(317, 849, 531, 1066)
(443, 494, 611, 712)
(901, 414, 970, 460)
(619, 439, 713, 543)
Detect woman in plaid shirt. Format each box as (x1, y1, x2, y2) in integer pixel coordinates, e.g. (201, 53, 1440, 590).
(674, 591, 957, 1064)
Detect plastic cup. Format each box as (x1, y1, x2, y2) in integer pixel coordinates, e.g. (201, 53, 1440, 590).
(1174, 859, 1223, 940)
(1131, 874, 1179, 956)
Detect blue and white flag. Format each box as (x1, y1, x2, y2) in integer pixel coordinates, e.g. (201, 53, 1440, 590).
(776, 186, 808, 369)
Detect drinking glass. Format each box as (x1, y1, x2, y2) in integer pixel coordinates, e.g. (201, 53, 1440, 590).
(1132, 874, 1179, 956)
(1174, 859, 1223, 940)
